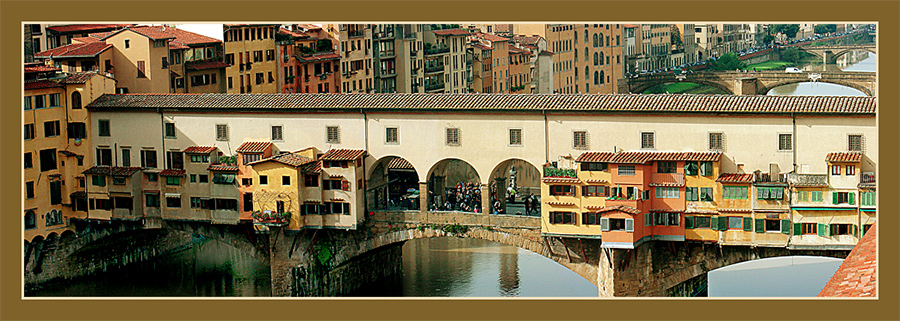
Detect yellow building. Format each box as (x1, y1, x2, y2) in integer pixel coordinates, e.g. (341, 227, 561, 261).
(101, 27, 172, 94)
(223, 24, 280, 93)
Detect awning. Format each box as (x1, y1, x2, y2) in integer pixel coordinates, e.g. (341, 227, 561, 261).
(827, 215, 859, 224)
(165, 193, 181, 197)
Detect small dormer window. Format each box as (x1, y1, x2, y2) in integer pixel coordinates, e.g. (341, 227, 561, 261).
(125, 39, 130, 48)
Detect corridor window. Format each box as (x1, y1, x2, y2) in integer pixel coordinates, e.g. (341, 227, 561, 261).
(848, 134, 863, 151)
(641, 132, 654, 149)
(508, 128, 523, 146)
(778, 134, 792, 151)
(446, 128, 460, 146)
(327, 126, 341, 144)
(385, 127, 398, 144)
(617, 165, 635, 176)
(271, 125, 283, 141)
(573, 131, 587, 149)
(709, 132, 724, 150)
(216, 124, 229, 141)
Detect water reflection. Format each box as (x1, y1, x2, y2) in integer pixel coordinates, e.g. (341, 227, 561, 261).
(768, 52, 874, 96)
(400, 237, 597, 297)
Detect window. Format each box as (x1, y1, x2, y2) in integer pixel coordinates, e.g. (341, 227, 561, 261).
(166, 195, 181, 208)
(121, 148, 131, 167)
(765, 219, 781, 232)
(723, 186, 748, 199)
(327, 126, 341, 144)
(833, 192, 853, 204)
(282, 175, 291, 186)
(668, 213, 681, 226)
(607, 218, 629, 231)
(727, 217, 743, 229)
(216, 124, 229, 141)
(700, 187, 714, 201)
(190, 197, 203, 209)
(200, 174, 211, 183)
(582, 186, 608, 197)
(709, 132, 723, 150)
(655, 187, 679, 199)
(304, 175, 318, 187)
(831, 165, 841, 175)
(166, 176, 180, 185)
(699, 162, 713, 176)
(830, 224, 853, 236)
(861, 191, 876, 206)
(580, 162, 608, 172)
(141, 150, 157, 168)
(811, 191, 823, 202)
(756, 187, 784, 200)
(684, 161, 699, 176)
(641, 132, 654, 149)
(846, 165, 855, 176)
(91, 175, 106, 186)
(848, 135, 863, 151)
(582, 212, 602, 225)
(190, 154, 210, 163)
(685, 187, 698, 201)
(25, 181, 35, 199)
(549, 212, 575, 224)
(113, 176, 126, 185)
(243, 193, 253, 212)
(271, 125, 283, 141)
(446, 128, 460, 146)
(44, 121, 60, 137)
(67, 122, 86, 139)
(38, 148, 58, 171)
(166, 151, 183, 169)
(657, 161, 676, 173)
(385, 127, 398, 144)
(693, 216, 712, 229)
(266, 49, 275, 61)
(24, 123, 35, 140)
(801, 223, 817, 235)
(24, 96, 32, 110)
(137, 60, 146, 78)
(35, 95, 46, 108)
(617, 165, 635, 176)
(509, 128, 522, 146)
(549, 185, 574, 196)
(98, 119, 110, 137)
(573, 131, 587, 149)
(164, 123, 176, 138)
(259, 175, 268, 185)
(778, 134, 792, 151)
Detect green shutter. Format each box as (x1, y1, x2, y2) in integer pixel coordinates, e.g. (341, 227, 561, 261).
(743, 217, 752, 231)
(792, 222, 802, 236)
(710, 217, 718, 231)
(685, 216, 694, 229)
(817, 223, 826, 237)
(852, 224, 858, 237)
(832, 191, 839, 204)
(645, 213, 651, 226)
(780, 219, 791, 234)
(824, 224, 831, 236)
(755, 219, 765, 233)
(848, 192, 855, 205)
(718, 216, 728, 231)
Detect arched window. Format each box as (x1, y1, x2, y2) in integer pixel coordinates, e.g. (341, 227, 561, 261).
(25, 210, 36, 229)
(599, 71, 605, 84)
(593, 53, 598, 66)
(593, 34, 598, 47)
(574, 31, 578, 44)
(584, 47, 589, 62)
(594, 71, 599, 85)
(584, 32, 588, 43)
(71, 91, 82, 109)
(606, 35, 610, 47)
(574, 49, 578, 61)
(599, 33, 604, 47)
(599, 52, 604, 65)
(47, 209, 63, 226)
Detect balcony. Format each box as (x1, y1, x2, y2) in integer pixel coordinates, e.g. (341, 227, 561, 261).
(425, 82, 445, 91)
(787, 174, 828, 187)
(380, 69, 396, 77)
(402, 32, 417, 39)
(424, 45, 450, 56)
(378, 50, 395, 58)
(861, 172, 875, 184)
(754, 172, 786, 184)
(348, 30, 365, 38)
(650, 173, 685, 187)
(425, 64, 444, 73)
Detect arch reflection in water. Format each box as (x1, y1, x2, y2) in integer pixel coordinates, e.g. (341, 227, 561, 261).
(766, 82, 867, 96)
(399, 237, 597, 297)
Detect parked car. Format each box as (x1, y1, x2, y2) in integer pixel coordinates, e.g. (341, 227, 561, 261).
(785, 67, 802, 73)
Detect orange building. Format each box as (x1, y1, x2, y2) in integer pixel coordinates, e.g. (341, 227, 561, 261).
(236, 141, 278, 221)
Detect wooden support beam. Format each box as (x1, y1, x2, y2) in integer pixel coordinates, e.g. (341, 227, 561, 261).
(304, 230, 320, 254)
(578, 238, 588, 263)
(560, 237, 572, 263)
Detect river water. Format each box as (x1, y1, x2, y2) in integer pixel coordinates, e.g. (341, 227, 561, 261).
(766, 51, 875, 96)
(30, 236, 597, 297)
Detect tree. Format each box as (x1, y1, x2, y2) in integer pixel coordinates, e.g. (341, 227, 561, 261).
(708, 52, 746, 71)
(670, 25, 683, 50)
(814, 24, 837, 34)
(763, 34, 775, 44)
(316, 39, 332, 52)
(779, 47, 804, 64)
(772, 24, 800, 39)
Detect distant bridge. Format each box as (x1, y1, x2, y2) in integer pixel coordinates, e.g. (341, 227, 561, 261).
(618, 70, 876, 96)
(798, 44, 877, 65)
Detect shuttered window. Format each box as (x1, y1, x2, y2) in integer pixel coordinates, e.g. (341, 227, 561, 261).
(216, 124, 229, 141)
(385, 127, 398, 144)
(641, 132, 654, 149)
(509, 128, 522, 146)
(445, 128, 459, 146)
(709, 132, 724, 150)
(271, 125, 283, 141)
(573, 131, 588, 149)
(137, 60, 146, 78)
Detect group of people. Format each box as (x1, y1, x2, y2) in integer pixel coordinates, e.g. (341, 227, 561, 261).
(432, 182, 482, 213)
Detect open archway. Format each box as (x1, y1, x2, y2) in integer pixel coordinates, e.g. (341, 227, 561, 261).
(427, 158, 481, 213)
(488, 159, 541, 216)
(367, 156, 420, 211)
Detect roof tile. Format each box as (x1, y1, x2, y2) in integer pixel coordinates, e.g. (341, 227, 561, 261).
(159, 169, 187, 177)
(24, 80, 64, 90)
(236, 141, 273, 153)
(183, 146, 217, 154)
(320, 149, 365, 161)
(208, 164, 239, 172)
(185, 61, 230, 71)
(818, 223, 876, 297)
(83, 166, 142, 176)
(250, 152, 315, 167)
(716, 173, 755, 183)
(826, 152, 863, 163)
(35, 42, 112, 58)
(433, 29, 470, 36)
(47, 24, 133, 34)
(387, 157, 414, 169)
(595, 205, 641, 215)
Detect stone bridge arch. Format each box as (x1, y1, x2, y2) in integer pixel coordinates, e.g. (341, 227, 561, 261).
(426, 158, 483, 212)
(366, 155, 421, 211)
(627, 78, 735, 95)
(761, 79, 872, 96)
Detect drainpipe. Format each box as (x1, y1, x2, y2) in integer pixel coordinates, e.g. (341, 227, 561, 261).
(159, 108, 166, 169)
(543, 109, 549, 164)
(361, 108, 368, 214)
(791, 112, 797, 173)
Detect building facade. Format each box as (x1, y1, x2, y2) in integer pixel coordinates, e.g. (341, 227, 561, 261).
(223, 24, 280, 94)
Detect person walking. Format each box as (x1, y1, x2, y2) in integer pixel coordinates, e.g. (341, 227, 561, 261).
(524, 194, 532, 216)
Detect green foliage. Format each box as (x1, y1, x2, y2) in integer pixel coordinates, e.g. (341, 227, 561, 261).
(217, 155, 237, 165)
(315, 242, 332, 266)
(708, 52, 746, 71)
(417, 225, 425, 231)
(543, 167, 576, 178)
(772, 24, 800, 39)
(298, 46, 316, 55)
(814, 24, 837, 34)
(780, 47, 801, 63)
(670, 25, 683, 49)
(441, 224, 468, 234)
(763, 34, 775, 45)
(316, 39, 332, 52)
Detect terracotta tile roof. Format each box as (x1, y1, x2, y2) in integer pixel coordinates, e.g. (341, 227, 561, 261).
(387, 157, 414, 170)
(610, 151, 721, 164)
(236, 141, 273, 153)
(159, 169, 187, 177)
(477, 33, 509, 42)
(106, 26, 220, 46)
(826, 152, 862, 163)
(35, 42, 112, 58)
(472, 44, 493, 51)
(251, 152, 315, 167)
(185, 61, 230, 71)
(278, 28, 311, 38)
(716, 208, 752, 213)
(302, 160, 322, 173)
(717, 173, 755, 183)
(83, 166, 142, 176)
(576, 151, 615, 163)
(595, 205, 641, 215)
(57, 150, 81, 157)
(650, 209, 683, 213)
(71, 36, 100, 43)
(297, 52, 341, 62)
(649, 174, 685, 187)
(168, 41, 190, 50)
(546, 201, 575, 206)
(60, 72, 101, 84)
(583, 179, 608, 184)
(24, 80, 64, 90)
(321, 149, 365, 161)
(46, 24, 132, 34)
(511, 35, 542, 45)
(624, 24, 640, 28)
(509, 46, 531, 55)
(70, 191, 87, 198)
(23, 65, 61, 74)
(86, 94, 876, 115)
(208, 164, 238, 172)
(89, 31, 113, 39)
(542, 177, 581, 184)
(433, 29, 470, 36)
(818, 223, 876, 297)
(183, 146, 217, 154)
(539, 50, 555, 56)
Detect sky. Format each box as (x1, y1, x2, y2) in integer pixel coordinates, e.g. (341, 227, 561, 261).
(708, 256, 844, 297)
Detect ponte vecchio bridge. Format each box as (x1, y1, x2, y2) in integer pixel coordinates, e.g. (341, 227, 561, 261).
(619, 70, 876, 96)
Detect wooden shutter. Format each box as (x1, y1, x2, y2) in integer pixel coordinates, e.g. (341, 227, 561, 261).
(817, 223, 826, 237)
(832, 191, 838, 204)
(644, 213, 651, 226)
(685, 216, 694, 229)
(625, 219, 634, 232)
(755, 219, 765, 233)
(718, 216, 728, 231)
(743, 217, 752, 231)
(342, 180, 350, 191)
(582, 186, 588, 197)
(780, 219, 791, 234)
(756, 187, 763, 200)
(775, 188, 783, 200)
(600, 217, 609, 231)
(848, 192, 855, 205)
(710, 217, 718, 231)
